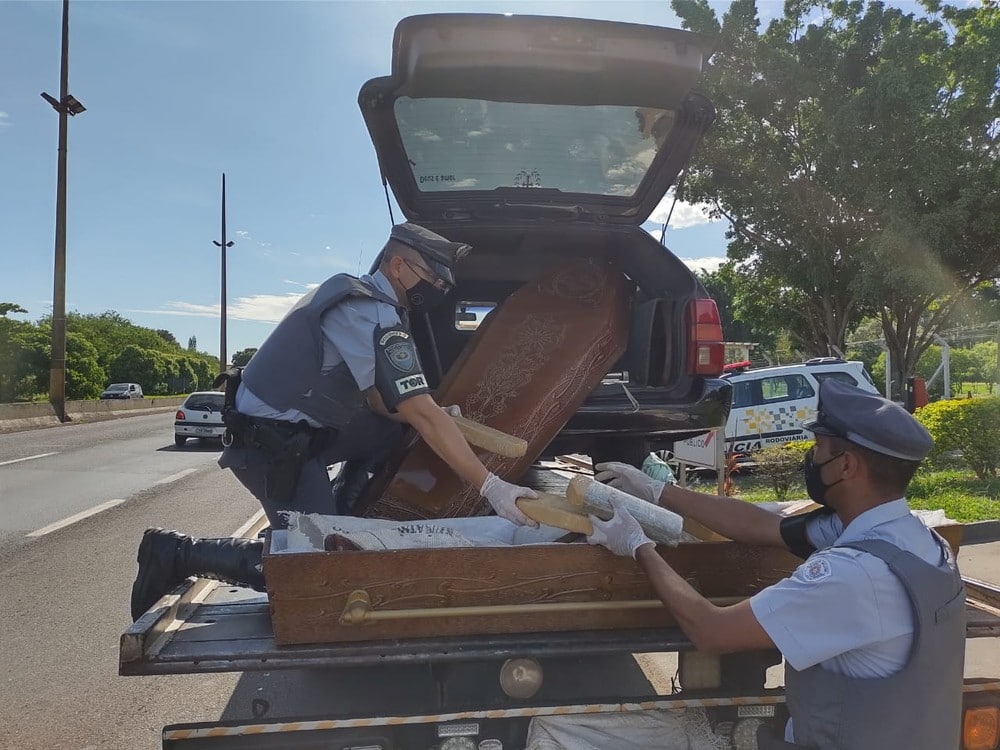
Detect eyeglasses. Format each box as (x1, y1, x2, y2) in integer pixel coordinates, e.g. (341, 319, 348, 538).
(403, 259, 452, 293)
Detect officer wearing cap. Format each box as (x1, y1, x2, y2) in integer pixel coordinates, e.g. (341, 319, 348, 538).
(589, 380, 964, 750)
(129, 223, 538, 621)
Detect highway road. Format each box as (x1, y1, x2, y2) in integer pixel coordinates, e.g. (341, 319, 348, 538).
(0, 414, 259, 749)
(1, 414, 998, 749)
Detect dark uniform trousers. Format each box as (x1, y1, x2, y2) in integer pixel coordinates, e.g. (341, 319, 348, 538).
(218, 411, 402, 530)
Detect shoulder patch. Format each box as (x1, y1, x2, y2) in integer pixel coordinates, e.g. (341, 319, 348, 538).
(385, 341, 417, 373)
(802, 557, 832, 583)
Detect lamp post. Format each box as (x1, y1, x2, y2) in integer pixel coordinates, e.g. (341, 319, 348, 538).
(41, 0, 86, 423)
(212, 173, 234, 374)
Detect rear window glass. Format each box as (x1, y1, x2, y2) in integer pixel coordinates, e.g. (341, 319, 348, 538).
(732, 381, 754, 408)
(184, 394, 225, 411)
(760, 374, 815, 403)
(813, 371, 859, 388)
(394, 97, 676, 197)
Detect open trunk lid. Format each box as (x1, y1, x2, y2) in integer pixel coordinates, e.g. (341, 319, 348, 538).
(359, 14, 715, 225)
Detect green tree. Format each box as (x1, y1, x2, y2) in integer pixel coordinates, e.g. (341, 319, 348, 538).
(672, 0, 1000, 395)
(155, 329, 179, 348)
(0, 302, 28, 317)
(697, 265, 780, 350)
(230, 347, 258, 368)
(65, 333, 105, 400)
(66, 311, 177, 376)
(0, 305, 34, 401)
(110, 345, 168, 395)
(4, 326, 50, 401)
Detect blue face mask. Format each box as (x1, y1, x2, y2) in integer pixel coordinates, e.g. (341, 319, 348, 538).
(804, 448, 845, 506)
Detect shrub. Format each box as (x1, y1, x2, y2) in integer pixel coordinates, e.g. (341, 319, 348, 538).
(915, 398, 1000, 480)
(751, 440, 814, 500)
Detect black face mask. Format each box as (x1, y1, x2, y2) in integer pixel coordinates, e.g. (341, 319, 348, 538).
(405, 278, 449, 312)
(401, 260, 451, 312)
(804, 448, 845, 506)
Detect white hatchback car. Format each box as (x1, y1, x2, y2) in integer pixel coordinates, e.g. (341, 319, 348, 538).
(174, 391, 226, 447)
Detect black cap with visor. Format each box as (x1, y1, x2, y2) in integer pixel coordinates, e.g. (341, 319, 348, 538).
(389, 223, 471, 288)
(802, 380, 933, 461)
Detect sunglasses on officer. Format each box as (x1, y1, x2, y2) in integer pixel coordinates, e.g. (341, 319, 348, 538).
(402, 258, 453, 294)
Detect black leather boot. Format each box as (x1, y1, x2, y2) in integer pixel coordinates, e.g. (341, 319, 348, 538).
(130, 528, 265, 621)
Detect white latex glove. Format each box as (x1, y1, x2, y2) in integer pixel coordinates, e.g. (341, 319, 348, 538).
(586, 497, 655, 559)
(441, 404, 463, 418)
(479, 472, 539, 527)
(594, 461, 665, 505)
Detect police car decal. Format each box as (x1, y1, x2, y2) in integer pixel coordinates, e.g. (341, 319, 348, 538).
(739, 404, 814, 436)
(395, 374, 428, 395)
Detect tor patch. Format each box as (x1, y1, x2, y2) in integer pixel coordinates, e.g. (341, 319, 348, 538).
(802, 557, 832, 583)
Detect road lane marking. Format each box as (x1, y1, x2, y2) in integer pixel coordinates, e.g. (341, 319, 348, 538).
(154, 468, 198, 486)
(233, 509, 267, 539)
(0, 452, 58, 467)
(27, 498, 126, 538)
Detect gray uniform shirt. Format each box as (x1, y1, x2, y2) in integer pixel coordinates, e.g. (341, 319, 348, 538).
(236, 271, 402, 426)
(749, 499, 946, 741)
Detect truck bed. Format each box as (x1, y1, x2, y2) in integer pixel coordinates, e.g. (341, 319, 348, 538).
(120, 572, 1000, 677)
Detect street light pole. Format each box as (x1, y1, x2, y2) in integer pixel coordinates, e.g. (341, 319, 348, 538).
(41, 0, 85, 423)
(212, 173, 234, 374)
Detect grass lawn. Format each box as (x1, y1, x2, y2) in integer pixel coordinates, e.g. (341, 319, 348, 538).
(715, 468, 1000, 524)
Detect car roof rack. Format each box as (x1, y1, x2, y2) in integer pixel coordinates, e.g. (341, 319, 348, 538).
(804, 357, 847, 365)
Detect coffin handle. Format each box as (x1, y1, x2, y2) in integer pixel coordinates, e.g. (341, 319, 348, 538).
(338, 589, 743, 626)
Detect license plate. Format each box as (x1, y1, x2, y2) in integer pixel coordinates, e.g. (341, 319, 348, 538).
(195, 427, 214, 435)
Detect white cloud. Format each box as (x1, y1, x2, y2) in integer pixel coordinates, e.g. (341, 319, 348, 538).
(0, 112, 9, 127)
(648, 190, 720, 230)
(680, 256, 728, 274)
(134, 287, 316, 324)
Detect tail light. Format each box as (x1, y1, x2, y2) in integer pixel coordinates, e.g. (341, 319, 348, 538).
(687, 298, 725, 376)
(175, 410, 185, 420)
(964, 705, 999, 750)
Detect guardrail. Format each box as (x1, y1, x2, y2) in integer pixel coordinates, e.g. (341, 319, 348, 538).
(0, 397, 186, 433)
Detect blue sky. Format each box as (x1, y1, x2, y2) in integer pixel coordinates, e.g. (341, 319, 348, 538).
(2, 0, 783, 357)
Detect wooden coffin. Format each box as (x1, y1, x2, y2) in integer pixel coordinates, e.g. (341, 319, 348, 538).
(358, 259, 630, 520)
(263, 540, 804, 646)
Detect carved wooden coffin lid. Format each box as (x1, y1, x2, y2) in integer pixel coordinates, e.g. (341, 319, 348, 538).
(360, 259, 630, 520)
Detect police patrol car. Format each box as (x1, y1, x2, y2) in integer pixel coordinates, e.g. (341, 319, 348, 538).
(676, 358, 879, 457)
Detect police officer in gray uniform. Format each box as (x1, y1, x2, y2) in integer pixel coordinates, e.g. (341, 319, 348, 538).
(590, 380, 964, 750)
(129, 223, 538, 621)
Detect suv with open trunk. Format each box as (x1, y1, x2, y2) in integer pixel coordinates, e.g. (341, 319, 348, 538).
(360, 14, 731, 465)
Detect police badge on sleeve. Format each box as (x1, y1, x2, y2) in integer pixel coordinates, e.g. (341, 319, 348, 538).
(374, 326, 430, 408)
